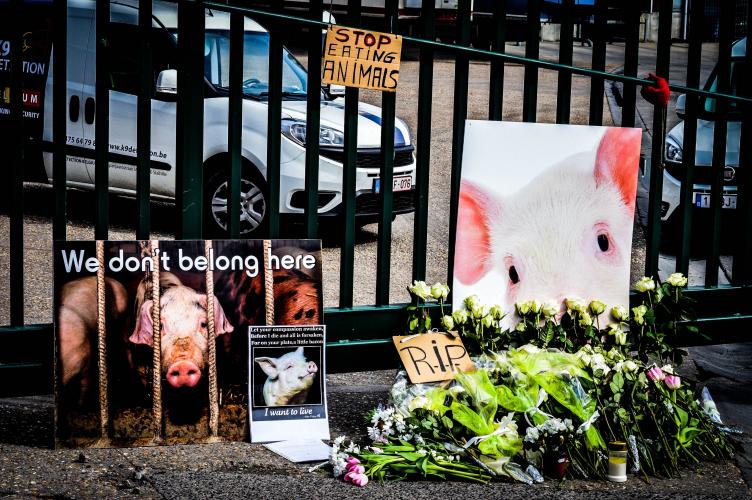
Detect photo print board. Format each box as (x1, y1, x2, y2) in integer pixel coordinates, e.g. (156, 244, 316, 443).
(54, 239, 323, 448)
(452, 121, 642, 328)
(249, 325, 329, 443)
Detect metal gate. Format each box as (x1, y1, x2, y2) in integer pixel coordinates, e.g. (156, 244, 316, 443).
(1, 0, 751, 396)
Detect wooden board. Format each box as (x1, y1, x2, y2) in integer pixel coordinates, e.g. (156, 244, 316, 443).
(322, 25, 401, 92)
(392, 333, 475, 384)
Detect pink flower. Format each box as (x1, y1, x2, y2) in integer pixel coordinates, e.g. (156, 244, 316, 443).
(344, 471, 369, 486)
(664, 375, 681, 390)
(647, 366, 665, 382)
(346, 464, 365, 475)
(346, 456, 361, 468)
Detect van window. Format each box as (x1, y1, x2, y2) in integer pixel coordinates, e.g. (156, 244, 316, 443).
(702, 59, 747, 115)
(203, 30, 308, 99)
(106, 22, 178, 96)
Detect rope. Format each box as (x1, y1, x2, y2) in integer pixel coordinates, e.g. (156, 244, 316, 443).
(95, 240, 109, 439)
(150, 240, 162, 440)
(263, 240, 274, 326)
(205, 241, 219, 438)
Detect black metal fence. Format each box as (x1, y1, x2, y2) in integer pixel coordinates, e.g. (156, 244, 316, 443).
(1, 0, 751, 396)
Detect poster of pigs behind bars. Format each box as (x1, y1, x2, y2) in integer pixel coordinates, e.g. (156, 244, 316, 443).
(54, 239, 325, 448)
(453, 121, 641, 328)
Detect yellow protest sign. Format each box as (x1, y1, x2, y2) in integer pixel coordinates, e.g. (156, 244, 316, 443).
(392, 333, 475, 384)
(322, 25, 402, 92)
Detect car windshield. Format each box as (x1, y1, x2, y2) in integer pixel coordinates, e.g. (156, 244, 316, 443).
(203, 30, 308, 99)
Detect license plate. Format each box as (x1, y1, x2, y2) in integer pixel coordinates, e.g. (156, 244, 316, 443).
(693, 192, 737, 209)
(373, 175, 412, 193)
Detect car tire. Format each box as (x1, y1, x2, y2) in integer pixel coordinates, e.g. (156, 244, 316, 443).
(203, 161, 269, 238)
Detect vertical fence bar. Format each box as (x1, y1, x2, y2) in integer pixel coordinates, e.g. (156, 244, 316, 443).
(53, 0, 68, 242)
(732, 3, 752, 285)
(94, 0, 110, 240)
(555, 0, 573, 125)
(375, 0, 398, 306)
(522, 0, 540, 123)
(339, 0, 361, 309)
(9, 0, 24, 325)
(136, 0, 152, 240)
(266, 18, 282, 238)
(588, 0, 606, 125)
(676, 0, 704, 275)
(305, 0, 323, 239)
(446, 0, 471, 289)
(645, 0, 673, 278)
(227, 11, 243, 239)
(620, 1, 640, 128)
(176, 0, 204, 239)
(488, 0, 506, 121)
(704, 0, 732, 286)
(411, 0, 435, 281)
(376, 0, 398, 306)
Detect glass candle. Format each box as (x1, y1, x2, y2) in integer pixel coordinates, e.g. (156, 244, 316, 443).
(607, 441, 628, 482)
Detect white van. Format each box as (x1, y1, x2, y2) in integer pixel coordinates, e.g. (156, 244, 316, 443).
(661, 37, 745, 224)
(38, 0, 416, 235)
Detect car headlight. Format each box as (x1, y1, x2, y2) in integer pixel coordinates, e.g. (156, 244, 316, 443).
(281, 119, 345, 147)
(665, 138, 682, 162)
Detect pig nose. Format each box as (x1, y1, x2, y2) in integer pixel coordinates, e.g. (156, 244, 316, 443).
(166, 361, 202, 388)
(307, 361, 318, 374)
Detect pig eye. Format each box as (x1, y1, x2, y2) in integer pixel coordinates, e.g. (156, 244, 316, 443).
(200, 320, 207, 329)
(597, 234, 609, 252)
(508, 265, 520, 285)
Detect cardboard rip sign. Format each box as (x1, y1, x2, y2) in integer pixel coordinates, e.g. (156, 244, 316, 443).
(322, 25, 401, 92)
(393, 333, 475, 384)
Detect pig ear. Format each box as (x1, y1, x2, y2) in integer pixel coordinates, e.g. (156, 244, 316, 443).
(129, 300, 154, 346)
(211, 295, 234, 336)
(255, 357, 278, 379)
(454, 180, 495, 285)
(594, 128, 641, 211)
(295, 346, 304, 355)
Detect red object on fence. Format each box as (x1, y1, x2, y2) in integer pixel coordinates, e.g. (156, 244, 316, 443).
(640, 73, 670, 107)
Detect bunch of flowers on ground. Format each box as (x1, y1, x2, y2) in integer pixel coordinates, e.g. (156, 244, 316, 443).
(329, 275, 734, 485)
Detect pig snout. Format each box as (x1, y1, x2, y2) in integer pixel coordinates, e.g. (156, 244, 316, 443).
(306, 361, 318, 376)
(166, 360, 202, 388)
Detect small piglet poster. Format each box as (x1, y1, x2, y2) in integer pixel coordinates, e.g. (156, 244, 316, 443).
(249, 325, 329, 443)
(54, 239, 323, 448)
(453, 121, 641, 328)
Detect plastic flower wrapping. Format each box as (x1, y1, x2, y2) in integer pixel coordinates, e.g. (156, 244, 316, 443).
(329, 275, 734, 485)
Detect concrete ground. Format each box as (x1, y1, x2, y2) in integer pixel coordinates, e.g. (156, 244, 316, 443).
(1, 39, 751, 498)
(1, 368, 750, 499)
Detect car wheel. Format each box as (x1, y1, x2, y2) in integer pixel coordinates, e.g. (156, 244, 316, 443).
(204, 163, 268, 237)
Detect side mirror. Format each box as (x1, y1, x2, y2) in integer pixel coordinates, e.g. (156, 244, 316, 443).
(324, 84, 346, 98)
(156, 69, 177, 97)
(675, 94, 686, 120)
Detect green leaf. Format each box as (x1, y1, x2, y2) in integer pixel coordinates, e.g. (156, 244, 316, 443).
(450, 401, 494, 436)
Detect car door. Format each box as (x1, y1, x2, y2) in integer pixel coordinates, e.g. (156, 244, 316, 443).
(82, 3, 178, 197)
(41, 1, 93, 184)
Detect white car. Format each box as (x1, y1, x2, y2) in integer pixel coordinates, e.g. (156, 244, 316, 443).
(661, 37, 745, 224)
(39, 0, 416, 235)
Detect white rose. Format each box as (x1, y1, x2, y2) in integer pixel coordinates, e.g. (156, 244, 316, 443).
(431, 282, 450, 300)
(634, 277, 656, 293)
(409, 280, 432, 300)
(666, 272, 688, 287)
(541, 301, 559, 318)
(611, 305, 629, 322)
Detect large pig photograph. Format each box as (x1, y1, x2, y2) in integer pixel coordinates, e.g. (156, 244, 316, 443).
(453, 121, 641, 328)
(54, 239, 323, 448)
